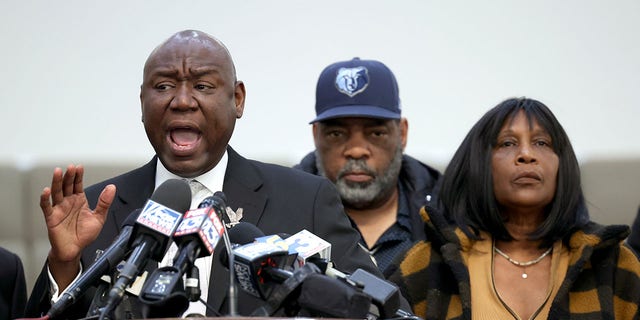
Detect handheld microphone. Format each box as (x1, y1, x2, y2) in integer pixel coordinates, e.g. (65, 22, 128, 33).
(282, 229, 331, 269)
(218, 222, 267, 271)
(231, 240, 293, 299)
(347, 269, 401, 319)
(46, 209, 142, 318)
(277, 230, 350, 282)
(99, 179, 191, 319)
(138, 196, 225, 315)
(280, 228, 403, 319)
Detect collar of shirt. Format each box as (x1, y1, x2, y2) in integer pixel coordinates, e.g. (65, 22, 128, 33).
(154, 151, 228, 200)
(354, 183, 413, 249)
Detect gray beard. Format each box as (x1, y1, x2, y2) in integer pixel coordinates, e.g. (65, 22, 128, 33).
(316, 145, 403, 210)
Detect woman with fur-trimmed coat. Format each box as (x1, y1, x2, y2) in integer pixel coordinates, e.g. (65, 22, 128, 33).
(389, 97, 640, 319)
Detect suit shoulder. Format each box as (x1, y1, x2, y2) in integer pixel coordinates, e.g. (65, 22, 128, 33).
(0, 246, 24, 275)
(0, 246, 20, 262)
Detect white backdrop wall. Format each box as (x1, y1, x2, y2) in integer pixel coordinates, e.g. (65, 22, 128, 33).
(1, 0, 639, 167)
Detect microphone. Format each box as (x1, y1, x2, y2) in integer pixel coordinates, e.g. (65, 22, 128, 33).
(230, 239, 293, 299)
(281, 229, 331, 269)
(226, 222, 266, 246)
(282, 229, 404, 319)
(204, 191, 244, 316)
(138, 196, 225, 316)
(46, 209, 142, 318)
(277, 230, 350, 282)
(99, 179, 191, 319)
(348, 269, 401, 319)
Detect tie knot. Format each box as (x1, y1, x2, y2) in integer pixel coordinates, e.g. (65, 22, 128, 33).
(187, 179, 211, 208)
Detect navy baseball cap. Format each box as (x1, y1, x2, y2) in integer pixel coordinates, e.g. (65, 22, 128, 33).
(310, 57, 402, 124)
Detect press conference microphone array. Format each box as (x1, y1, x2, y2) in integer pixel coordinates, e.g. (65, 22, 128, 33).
(284, 230, 404, 319)
(98, 179, 191, 319)
(138, 195, 226, 317)
(277, 229, 405, 318)
(46, 209, 142, 319)
(224, 226, 410, 319)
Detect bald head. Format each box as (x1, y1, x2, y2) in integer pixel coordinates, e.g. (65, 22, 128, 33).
(143, 29, 237, 82)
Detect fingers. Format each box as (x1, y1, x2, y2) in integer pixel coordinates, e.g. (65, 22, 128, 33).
(40, 187, 53, 217)
(52, 165, 85, 205)
(61, 164, 77, 197)
(74, 165, 84, 194)
(94, 184, 116, 221)
(50, 167, 64, 205)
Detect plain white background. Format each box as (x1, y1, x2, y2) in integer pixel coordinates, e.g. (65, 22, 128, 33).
(1, 0, 639, 168)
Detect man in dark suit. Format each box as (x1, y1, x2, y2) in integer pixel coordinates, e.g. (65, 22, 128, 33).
(0, 246, 27, 319)
(26, 30, 380, 318)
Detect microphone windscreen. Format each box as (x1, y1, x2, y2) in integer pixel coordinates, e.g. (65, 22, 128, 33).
(219, 222, 265, 268)
(213, 190, 227, 203)
(296, 273, 371, 319)
(151, 179, 192, 213)
(228, 222, 265, 245)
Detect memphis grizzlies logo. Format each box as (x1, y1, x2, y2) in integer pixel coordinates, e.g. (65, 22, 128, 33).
(335, 66, 369, 97)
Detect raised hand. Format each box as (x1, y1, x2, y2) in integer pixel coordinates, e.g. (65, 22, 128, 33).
(39, 164, 116, 290)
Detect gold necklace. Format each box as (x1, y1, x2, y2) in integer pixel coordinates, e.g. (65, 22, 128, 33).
(494, 245, 552, 279)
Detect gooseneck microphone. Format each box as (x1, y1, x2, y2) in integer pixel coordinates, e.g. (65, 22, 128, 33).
(98, 179, 191, 319)
(46, 209, 142, 318)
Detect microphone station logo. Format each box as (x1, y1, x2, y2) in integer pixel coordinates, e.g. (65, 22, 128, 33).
(233, 262, 260, 297)
(285, 229, 331, 267)
(199, 212, 224, 254)
(174, 207, 224, 254)
(137, 199, 183, 236)
(174, 208, 208, 235)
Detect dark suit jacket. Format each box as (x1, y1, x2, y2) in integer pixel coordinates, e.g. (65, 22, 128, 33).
(26, 146, 381, 318)
(0, 246, 27, 319)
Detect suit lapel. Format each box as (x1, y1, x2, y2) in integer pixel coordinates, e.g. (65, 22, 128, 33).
(111, 158, 157, 228)
(221, 146, 268, 225)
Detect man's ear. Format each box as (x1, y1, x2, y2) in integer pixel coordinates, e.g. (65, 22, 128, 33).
(234, 81, 246, 119)
(140, 85, 145, 122)
(400, 118, 408, 150)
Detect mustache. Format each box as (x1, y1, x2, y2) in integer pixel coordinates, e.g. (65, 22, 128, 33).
(337, 159, 376, 179)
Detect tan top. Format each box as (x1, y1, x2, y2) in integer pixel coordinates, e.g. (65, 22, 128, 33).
(468, 236, 569, 319)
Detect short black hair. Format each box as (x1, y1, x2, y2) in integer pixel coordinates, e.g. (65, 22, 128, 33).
(440, 97, 589, 247)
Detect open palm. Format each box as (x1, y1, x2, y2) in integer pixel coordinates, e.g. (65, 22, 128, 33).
(40, 165, 115, 263)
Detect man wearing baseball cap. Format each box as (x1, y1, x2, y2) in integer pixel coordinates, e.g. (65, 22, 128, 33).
(295, 57, 441, 277)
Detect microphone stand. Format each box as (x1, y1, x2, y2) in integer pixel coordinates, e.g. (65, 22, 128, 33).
(219, 220, 237, 316)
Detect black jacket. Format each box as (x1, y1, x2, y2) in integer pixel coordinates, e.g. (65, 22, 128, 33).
(0, 246, 27, 319)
